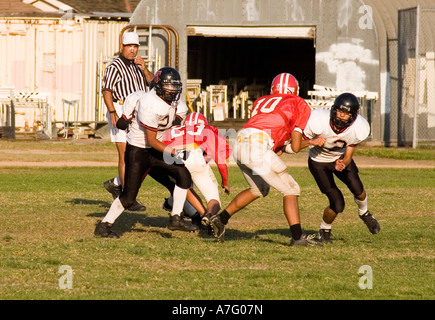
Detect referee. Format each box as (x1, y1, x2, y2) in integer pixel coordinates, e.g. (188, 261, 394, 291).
(101, 31, 154, 211)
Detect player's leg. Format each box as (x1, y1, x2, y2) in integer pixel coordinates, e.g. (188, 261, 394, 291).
(308, 158, 345, 243)
(208, 140, 267, 242)
(104, 117, 145, 211)
(103, 112, 125, 199)
(95, 145, 149, 238)
(252, 151, 318, 246)
(148, 149, 197, 232)
(184, 152, 220, 218)
(335, 160, 380, 234)
(149, 168, 205, 217)
(116, 141, 126, 187)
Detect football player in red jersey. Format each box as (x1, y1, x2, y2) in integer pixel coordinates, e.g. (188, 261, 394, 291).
(209, 73, 323, 246)
(302, 93, 380, 243)
(162, 112, 233, 225)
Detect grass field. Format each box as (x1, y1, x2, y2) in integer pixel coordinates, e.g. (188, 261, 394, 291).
(0, 140, 434, 302)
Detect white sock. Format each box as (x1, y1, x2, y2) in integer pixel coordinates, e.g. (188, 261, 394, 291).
(354, 196, 368, 216)
(320, 220, 332, 230)
(171, 186, 188, 216)
(114, 176, 121, 187)
(167, 195, 196, 217)
(102, 197, 125, 224)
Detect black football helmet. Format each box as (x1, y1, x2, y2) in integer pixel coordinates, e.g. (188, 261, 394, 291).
(152, 67, 182, 103)
(330, 93, 360, 131)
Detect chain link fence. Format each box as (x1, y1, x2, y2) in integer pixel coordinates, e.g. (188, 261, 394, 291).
(397, 7, 435, 147)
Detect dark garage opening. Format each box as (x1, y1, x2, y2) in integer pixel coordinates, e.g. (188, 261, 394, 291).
(187, 36, 316, 100)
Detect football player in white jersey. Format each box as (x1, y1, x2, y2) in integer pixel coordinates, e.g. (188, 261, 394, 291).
(94, 67, 198, 238)
(302, 93, 380, 243)
(118, 90, 206, 229)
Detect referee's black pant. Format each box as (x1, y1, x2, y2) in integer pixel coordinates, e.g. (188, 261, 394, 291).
(119, 143, 192, 210)
(308, 158, 364, 214)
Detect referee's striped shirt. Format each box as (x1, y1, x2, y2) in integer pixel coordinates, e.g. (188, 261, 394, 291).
(102, 54, 147, 102)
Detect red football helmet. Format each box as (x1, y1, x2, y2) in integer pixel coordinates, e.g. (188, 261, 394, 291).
(185, 112, 208, 125)
(270, 73, 299, 96)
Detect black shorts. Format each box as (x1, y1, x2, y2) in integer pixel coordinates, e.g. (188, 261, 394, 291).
(119, 143, 192, 209)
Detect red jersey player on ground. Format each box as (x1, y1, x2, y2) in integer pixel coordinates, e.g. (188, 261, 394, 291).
(209, 73, 323, 246)
(162, 112, 232, 223)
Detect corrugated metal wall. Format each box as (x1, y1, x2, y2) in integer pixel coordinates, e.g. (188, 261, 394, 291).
(0, 17, 127, 128)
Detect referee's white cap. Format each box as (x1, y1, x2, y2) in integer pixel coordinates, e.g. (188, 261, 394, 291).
(122, 32, 140, 45)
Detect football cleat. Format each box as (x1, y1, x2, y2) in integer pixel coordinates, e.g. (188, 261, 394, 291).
(191, 212, 205, 230)
(290, 233, 323, 247)
(94, 221, 119, 238)
(360, 211, 380, 234)
(317, 229, 333, 243)
(201, 213, 213, 226)
(168, 214, 198, 232)
(209, 214, 225, 243)
(103, 178, 122, 199)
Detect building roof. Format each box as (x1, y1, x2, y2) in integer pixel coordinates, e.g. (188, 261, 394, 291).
(0, 0, 141, 18)
(364, 0, 435, 39)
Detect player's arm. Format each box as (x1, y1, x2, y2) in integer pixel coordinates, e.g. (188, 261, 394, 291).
(335, 145, 356, 171)
(282, 129, 303, 154)
(300, 135, 326, 149)
(145, 127, 189, 161)
(145, 128, 175, 155)
(215, 157, 230, 194)
(210, 129, 231, 194)
(342, 145, 356, 166)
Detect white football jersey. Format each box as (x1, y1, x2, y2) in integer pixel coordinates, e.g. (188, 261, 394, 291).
(124, 89, 188, 148)
(303, 108, 370, 163)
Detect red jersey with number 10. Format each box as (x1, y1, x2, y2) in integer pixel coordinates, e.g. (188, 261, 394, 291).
(245, 93, 311, 151)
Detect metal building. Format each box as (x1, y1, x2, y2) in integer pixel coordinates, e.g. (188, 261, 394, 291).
(1, 0, 434, 146)
(0, 0, 133, 139)
(130, 0, 435, 146)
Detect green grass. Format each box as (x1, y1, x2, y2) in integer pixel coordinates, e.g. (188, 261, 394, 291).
(355, 145, 435, 160)
(0, 163, 434, 300)
(0, 140, 434, 162)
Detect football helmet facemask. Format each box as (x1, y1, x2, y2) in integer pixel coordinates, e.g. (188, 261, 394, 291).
(271, 73, 299, 96)
(330, 93, 360, 131)
(153, 67, 182, 103)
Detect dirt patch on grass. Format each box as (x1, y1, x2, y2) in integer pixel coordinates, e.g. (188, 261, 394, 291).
(1, 153, 433, 168)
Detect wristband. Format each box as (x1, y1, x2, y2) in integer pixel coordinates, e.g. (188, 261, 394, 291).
(294, 127, 303, 134)
(284, 144, 296, 154)
(109, 111, 116, 114)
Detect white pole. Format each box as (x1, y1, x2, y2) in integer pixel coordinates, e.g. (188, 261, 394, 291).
(412, 5, 420, 149)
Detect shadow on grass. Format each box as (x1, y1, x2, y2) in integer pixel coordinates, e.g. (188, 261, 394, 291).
(77, 198, 319, 243)
(221, 227, 320, 245)
(87, 210, 174, 238)
(69, 198, 111, 208)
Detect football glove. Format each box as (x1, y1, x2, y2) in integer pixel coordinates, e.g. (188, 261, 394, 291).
(116, 116, 131, 130)
(173, 149, 190, 161)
